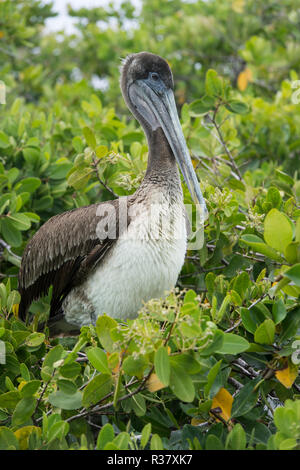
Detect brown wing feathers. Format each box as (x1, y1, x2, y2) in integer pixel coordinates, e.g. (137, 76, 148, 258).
(18, 199, 129, 321)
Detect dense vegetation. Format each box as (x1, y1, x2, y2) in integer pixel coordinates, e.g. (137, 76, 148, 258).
(0, 0, 300, 450)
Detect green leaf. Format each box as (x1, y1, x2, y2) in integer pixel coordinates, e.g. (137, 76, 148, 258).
(233, 272, 251, 299)
(215, 333, 250, 354)
(83, 126, 96, 149)
(205, 69, 223, 97)
(226, 423, 246, 450)
(254, 319, 275, 344)
(20, 381, 41, 398)
(283, 263, 300, 286)
(6, 290, 21, 312)
(67, 167, 93, 190)
(25, 332, 45, 348)
(122, 131, 144, 145)
(278, 307, 300, 343)
(296, 218, 300, 242)
(15, 177, 41, 194)
(12, 397, 36, 427)
(0, 131, 10, 148)
(122, 355, 148, 379)
(231, 381, 260, 417)
(47, 421, 69, 443)
(48, 390, 82, 410)
(103, 442, 119, 450)
(275, 170, 294, 186)
(200, 330, 224, 356)
(113, 432, 130, 450)
(264, 209, 293, 253)
(57, 379, 77, 395)
(169, 354, 201, 375)
(0, 427, 19, 450)
(204, 360, 222, 398)
(72, 136, 84, 152)
(285, 242, 300, 264)
(1, 218, 22, 247)
(98, 125, 118, 141)
(225, 100, 249, 114)
(95, 145, 108, 159)
(205, 434, 224, 450)
(240, 234, 283, 261)
(131, 393, 146, 417)
(96, 423, 114, 450)
(154, 347, 170, 386)
(96, 315, 118, 353)
(60, 362, 81, 379)
(82, 374, 112, 408)
(266, 186, 282, 208)
(169, 364, 195, 402)
(141, 423, 152, 449)
(189, 96, 215, 115)
(49, 159, 73, 180)
(272, 299, 287, 324)
(279, 438, 297, 450)
(218, 294, 232, 321)
(87, 347, 110, 374)
(34, 195, 53, 211)
(23, 147, 40, 165)
(20, 363, 31, 382)
(150, 434, 163, 450)
(41, 344, 65, 380)
(6, 213, 31, 231)
(0, 391, 21, 410)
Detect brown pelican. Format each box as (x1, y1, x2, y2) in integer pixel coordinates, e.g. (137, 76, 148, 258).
(18, 52, 207, 333)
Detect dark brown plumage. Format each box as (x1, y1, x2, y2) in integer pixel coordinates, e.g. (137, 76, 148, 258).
(18, 199, 132, 322)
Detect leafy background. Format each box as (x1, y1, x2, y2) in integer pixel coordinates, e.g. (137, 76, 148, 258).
(0, 0, 300, 450)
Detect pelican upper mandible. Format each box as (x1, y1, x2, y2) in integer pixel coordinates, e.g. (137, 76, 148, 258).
(18, 52, 207, 334)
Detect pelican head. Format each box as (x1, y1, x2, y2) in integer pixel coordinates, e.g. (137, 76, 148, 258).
(121, 51, 207, 220)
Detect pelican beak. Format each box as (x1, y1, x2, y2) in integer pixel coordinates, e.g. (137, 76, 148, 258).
(130, 80, 208, 222)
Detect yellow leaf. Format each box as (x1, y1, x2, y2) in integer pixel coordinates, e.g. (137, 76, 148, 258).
(14, 426, 41, 450)
(211, 387, 233, 422)
(12, 303, 19, 317)
(146, 373, 166, 392)
(275, 360, 298, 389)
(237, 68, 252, 91)
(18, 380, 27, 391)
(106, 350, 125, 374)
(191, 417, 206, 426)
(232, 0, 245, 13)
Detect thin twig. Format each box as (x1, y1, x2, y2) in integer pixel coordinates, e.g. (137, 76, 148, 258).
(208, 115, 244, 183)
(92, 157, 119, 198)
(32, 369, 56, 425)
(0, 238, 22, 261)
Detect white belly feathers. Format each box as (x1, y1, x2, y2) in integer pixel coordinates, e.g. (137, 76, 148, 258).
(63, 191, 187, 326)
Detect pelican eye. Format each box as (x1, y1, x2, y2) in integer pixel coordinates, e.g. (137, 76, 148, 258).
(150, 72, 159, 81)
